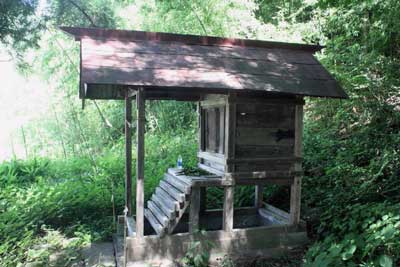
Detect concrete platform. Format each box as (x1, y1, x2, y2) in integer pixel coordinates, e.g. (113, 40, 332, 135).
(82, 242, 116, 267)
(122, 205, 308, 266)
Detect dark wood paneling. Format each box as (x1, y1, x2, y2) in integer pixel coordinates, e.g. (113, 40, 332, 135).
(236, 127, 295, 146)
(235, 144, 294, 158)
(237, 104, 295, 129)
(235, 162, 294, 172)
(237, 102, 295, 114)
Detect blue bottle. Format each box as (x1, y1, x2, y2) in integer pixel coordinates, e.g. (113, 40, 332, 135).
(177, 155, 183, 169)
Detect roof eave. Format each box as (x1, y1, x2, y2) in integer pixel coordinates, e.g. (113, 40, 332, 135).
(59, 26, 324, 53)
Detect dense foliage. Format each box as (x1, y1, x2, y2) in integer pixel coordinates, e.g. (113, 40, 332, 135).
(0, 0, 399, 266)
(0, 0, 44, 57)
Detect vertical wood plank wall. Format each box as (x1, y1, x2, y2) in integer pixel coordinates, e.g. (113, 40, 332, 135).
(197, 95, 304, 228)
(136, 88, 145, 238)
(125, 93, 132, 216)
(234, 100, 295, 172)
(290, 102, 303, 224)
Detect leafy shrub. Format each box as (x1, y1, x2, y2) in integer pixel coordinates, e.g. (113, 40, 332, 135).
(180, 230, 214, 267)
(305, 203, 400, 267)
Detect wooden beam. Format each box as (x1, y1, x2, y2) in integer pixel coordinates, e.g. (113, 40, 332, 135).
(224, 94, 237, 173)
(225, 170, 302, 180)
(200, 98, 226, 108)
(235, 178, 293, 186)
(222, 93, 236, 232)
(136, 88, 145, 238)
(197, 151, 225, 165)
(197, 102, 204, 152)
(198, 163, 224, 177)
(222, 186, 234, 231)
(200, 187, 207, 214)
(255, 185, 264, 209)
(226, 157, 302, 164)
(189, 187, 201, 233)
(125, 93, 132, 216)
(290, 103, 303, 225)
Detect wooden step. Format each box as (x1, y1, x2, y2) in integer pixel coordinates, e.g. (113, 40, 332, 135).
(151, 194, 176, 220)
(145, 209, 165, 236)
(167, 169, 193, 185)
(159, 180, 186, 202)
(147, 200, 169, 226)
(156, 187, 180, 210)
(145, 170, 194, 237)
(164, 173, 191, 194)
(175, 174, 192, 187)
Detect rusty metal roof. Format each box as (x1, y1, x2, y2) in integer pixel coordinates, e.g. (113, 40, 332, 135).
(61, 27, 347, 100)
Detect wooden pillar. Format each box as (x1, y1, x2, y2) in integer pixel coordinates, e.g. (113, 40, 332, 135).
(223, 186, 234, 231)
(290, 103, 303, 225)
(189, 187, 201, 233)
(197, 102, 205, 152)
(125, 93, 132, 216)
(199, 187, 207, 214)
(254, 185, 264, 209)
(223, 94, 236, 232)
(136, 88, 145, 238)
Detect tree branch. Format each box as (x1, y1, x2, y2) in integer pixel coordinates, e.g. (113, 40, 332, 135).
(66, 0, 96, 27)
(188, 4, 208, 35)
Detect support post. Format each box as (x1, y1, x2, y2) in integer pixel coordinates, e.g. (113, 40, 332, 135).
(125, 93, 132, 216)
(254, 185, 264, 209)
(222, 94, 236, 232)
(136, 88, 145, 238)
(189, 187, 201, 233)
(200, 187, 207, 214)
(290, 103, 303, 225)
(223, 186, 234, 231)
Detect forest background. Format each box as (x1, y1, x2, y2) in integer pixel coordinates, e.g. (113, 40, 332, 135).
(0, 0, 399, 266)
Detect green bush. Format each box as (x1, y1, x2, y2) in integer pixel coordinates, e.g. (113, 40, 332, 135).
(304, 203, 400, 267)
(0, 128, 202, 265)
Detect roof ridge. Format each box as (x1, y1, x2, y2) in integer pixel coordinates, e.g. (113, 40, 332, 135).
(60, 26, 323, 52)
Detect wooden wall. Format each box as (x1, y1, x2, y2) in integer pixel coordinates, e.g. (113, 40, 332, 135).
(198, 93, 302, 177)
(233, 98, 296, 172)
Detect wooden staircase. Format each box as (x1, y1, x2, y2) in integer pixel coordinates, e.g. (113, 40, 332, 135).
(145, 169, 192, 236)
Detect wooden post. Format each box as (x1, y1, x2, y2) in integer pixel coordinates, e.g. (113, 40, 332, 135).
(223, 94, 236, 232)
(125, 93, 132, 216)
(197, 102, 205, 152)
(290, 103, 303, 225)
(254, 185, 264, 209)
(189, 187, 201, 233)
(200, 187, 207, 214)
(223, 186, 234, 231)
(136, 88, 145, 238)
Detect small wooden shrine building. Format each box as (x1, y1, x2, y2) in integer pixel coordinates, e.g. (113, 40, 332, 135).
(61, 27, 347, 265)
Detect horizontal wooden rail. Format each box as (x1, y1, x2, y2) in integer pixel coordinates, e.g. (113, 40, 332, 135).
(225, 170, 303, 180)
(197, 151, 225, 164)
